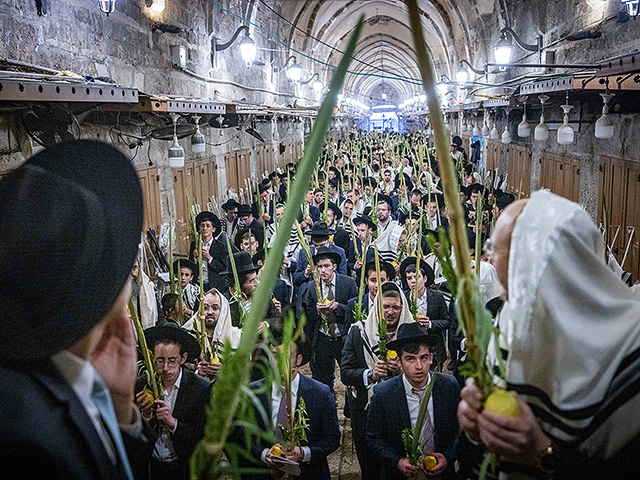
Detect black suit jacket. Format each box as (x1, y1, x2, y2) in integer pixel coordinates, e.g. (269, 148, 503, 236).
(135, 368, 212, 468)
(366, 374, 460, 480)
(0, 360, 154, 480)
(345, 295, 371, 326)
(242, 374, 341, 480)
(189, 232, 237, 293)
(302, 273, 358, 346)
(404, 288, 451, 364)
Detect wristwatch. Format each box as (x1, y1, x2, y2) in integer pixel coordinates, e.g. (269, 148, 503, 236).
(537, 444, 559, 475)
(367, 370, 375, 385)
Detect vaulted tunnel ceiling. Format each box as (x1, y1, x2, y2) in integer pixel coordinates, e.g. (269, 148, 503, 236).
(267, 0, 494, 105)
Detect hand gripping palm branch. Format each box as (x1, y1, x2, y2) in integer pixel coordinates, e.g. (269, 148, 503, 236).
(401, 373, 436, 466)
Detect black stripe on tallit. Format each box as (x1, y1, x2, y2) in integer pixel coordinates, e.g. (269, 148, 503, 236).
(506, 344, 640, 420)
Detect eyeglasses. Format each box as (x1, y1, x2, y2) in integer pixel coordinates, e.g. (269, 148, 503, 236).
(156, 357, 180, 367)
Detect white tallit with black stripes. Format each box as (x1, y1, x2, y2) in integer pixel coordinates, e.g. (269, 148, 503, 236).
(500, 190, 640, 460)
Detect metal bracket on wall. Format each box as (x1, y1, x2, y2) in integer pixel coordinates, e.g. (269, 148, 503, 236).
(0, 78, 138, 103)
(134, 95, 225, 114)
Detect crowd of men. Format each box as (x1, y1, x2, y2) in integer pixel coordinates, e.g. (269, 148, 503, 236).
(2, 134, 640, 480)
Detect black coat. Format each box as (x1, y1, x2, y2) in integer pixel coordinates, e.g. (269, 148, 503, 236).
(223, 290, 282, 330)
(366, 373, 460, 480)
(241, 374, 341, 480)
(135, 368, 212, 470)
(404, 288, 451, 366)
(189, 232, 236, 293)
(0, 360, 154, 480)
(302, 273, 358, 346)
(345, 295, 371, 326)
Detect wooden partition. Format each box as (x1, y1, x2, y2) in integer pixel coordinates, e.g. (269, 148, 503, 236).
(599, 155, 640, 282)
(137, 167, 161, 234)
(485, 140, 502, 174)
(539, 151, 580, 203)
(506, 145, 532, 198)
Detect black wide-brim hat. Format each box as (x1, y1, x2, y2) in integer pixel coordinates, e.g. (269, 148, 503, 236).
(221, 198, 241, 211)
(387, 322, 441, 351)
(312, 246, 342, 266)
(234, 227, 264, 250)
(324, 201, 342, 221)
(144, 325, 201, 362)
(363, 261, 396, 281)
(258, 181, 271, 194)
(173, 259, 199, 280)
(353, 215, 377, 231)
(220, 251, 263, 276)
(195, 211, 221, 234)
(308, 222, 336, 237)
(451, 136, 463, 147)
(237, 204, 253, 217)
(0, 140, 143, 362)
(400, 256, 435, 287)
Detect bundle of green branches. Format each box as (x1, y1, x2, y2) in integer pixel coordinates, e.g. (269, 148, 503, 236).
(401, 373, 436, 466)
(195, 232, 214, 362)
(407, 0, 498, 399)
(129, 300, 163, 402)
(226, 237, 248, 327)
(189, 17, 364, 479)
(373, 247, 388, 361)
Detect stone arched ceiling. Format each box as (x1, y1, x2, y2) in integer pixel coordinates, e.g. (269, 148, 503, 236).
(278, 0, 489, 106)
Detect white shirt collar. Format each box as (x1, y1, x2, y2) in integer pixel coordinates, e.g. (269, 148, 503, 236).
(402, 372, 431, 397)
(271, 372, 301, 401)
(162, 368, 183, 395)
(51, 350, 99, 406)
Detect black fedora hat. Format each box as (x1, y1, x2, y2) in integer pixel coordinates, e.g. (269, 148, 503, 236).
(363, 261, 396, 281)
(324, 202, 342, 221)
(237, 204, 253, 217)
(221, 198, 241, 211)
(353, 215, 377, 231)
(234, 227, 264, 250)
(221, 251, 262, 276)
(258, 181, 271, 194)
(387, 322, 441, 351)
(144, 325, 201, 362)
(173, 259, 199, 281)
(399, 256, 435, 287)
(312, 246, 342, 266)
(308, 222, 335, 237)
(195, 211, 221, 234)
(0, 140, 143, 361)
(451, 136, 463, 148)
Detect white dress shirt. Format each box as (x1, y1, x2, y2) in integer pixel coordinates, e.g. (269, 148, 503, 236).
(261, 374, 311, 463)
(319, 274, 340, 338)
(402, 373, 434, 432)
(153, 369, 182, 461)
(202, 237, 213, 280)
(416, 289, 432, 328)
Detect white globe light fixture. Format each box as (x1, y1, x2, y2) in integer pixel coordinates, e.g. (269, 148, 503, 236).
(148, 0, 165, 14)
(239, 32, 257, 67)
(494, 34, 513, 68)
(595, 93, 615, 139)
(456, 66, 469, 85)
(286, 58, 302, 82)
(312, 79, 323, 93)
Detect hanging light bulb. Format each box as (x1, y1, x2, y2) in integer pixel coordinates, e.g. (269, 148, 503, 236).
(490, 123, 500, 139)
(286, 58, 302, 82)
(456, 66, 469, 85)
(312, 79, 323, 93)
(191, 115, 206, 154)
(168, 114, 185, 168)
(518, 102, 530, 138)
(148, 0, 165, 14)
(595, 93, 615, 139)
(472, 117, 481, 136)
(502, 125, 512, 144)
(557, 93, 574, 145)
(534, 95, 550, 142)
(494, 33, 513, 67)
(481, 110, 490, 137)
(239, 32, 257, 67)
(98, 0, 117, 15)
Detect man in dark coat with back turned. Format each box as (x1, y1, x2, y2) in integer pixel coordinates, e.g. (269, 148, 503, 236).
(0, 140, 154, 480)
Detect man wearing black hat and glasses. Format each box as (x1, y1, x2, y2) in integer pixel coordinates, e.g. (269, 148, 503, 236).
(0, 141, 152, 480)
(189, 210, 236, 294)
(302, 247, 358, 390)
(135, 325, 212, 480)
(238, 203, 263, 232)
(366, 323, 460, 480)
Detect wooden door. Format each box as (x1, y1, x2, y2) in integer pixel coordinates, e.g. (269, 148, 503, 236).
(137, 167, 161, 233)
(225, 151, 239, 196)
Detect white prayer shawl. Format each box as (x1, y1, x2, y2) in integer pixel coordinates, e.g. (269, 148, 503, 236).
(184, 288, 241, 349)
(375, 219, 401, 264)
(476, 261, 503, 305)
(354, 288, 415, 371)
(501, 190, 640, 459)
(139, 269, 158, 329)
